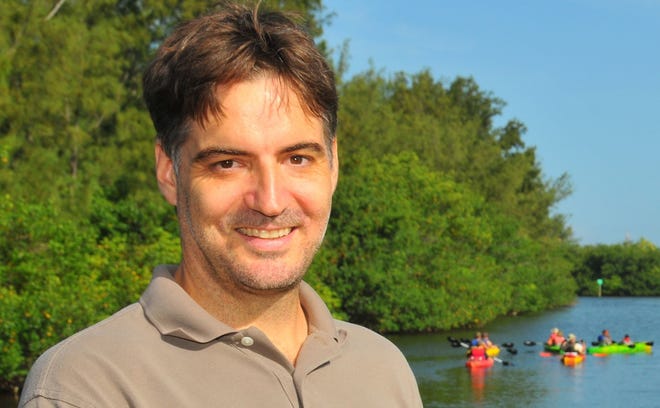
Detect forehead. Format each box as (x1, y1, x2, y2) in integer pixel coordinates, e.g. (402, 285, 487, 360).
(183, 76, 325, 149)
(217, 76, 305, 122)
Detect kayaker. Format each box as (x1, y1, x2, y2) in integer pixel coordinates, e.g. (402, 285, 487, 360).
(546, 328, 560, 345)
(598, 329, 613, 345)
(621, 334, 634, 345)
(468, 340, 488, 360)
(562, 334, 581, 353)
(482, 332, 494, 347)
(550, 330, 566, 346)
(471, 332, 483, 346)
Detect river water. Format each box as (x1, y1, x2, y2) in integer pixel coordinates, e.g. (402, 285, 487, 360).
(391, 296, 659, 407)
(2, 297, 656, 407)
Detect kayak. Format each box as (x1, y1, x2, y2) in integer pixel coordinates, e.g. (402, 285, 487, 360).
(466, 357, 494, 368)
(543, 344, 563, 354)
(562, 352, 585, 366)
(486, 346, 500, 357)
(587, 341, 653, 355)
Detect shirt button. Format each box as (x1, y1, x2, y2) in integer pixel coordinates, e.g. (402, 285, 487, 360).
(241, 336, 254, 347)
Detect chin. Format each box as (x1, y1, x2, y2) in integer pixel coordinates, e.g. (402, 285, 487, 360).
(233, 265, 305, 292)
(239, 276, 303, 294)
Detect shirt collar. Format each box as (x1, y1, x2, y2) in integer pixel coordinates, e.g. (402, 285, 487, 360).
(140, 264, 340, 343)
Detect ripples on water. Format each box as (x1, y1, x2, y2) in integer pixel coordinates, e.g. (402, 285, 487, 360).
(391, 297, 659, 408)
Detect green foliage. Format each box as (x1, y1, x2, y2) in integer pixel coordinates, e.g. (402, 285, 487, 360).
(308, 150, 577, 332)
(0, 194, 180, 391)
(324, 67, 577, 330)
(338, 70, 573, 242)
(571, 239, 660, 296)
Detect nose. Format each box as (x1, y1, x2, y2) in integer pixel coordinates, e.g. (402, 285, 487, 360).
(248, 163, 287, 217)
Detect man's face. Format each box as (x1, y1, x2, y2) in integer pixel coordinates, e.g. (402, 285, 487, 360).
(157, 75, 338, 294)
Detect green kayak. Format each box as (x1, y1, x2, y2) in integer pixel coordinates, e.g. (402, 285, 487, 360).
(543, 344, 563, 354)
(543, 343, 587, 354)
(587, 341, 653, 355)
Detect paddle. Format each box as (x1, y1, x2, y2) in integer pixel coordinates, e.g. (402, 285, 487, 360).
(447, 336, 463, 348)
(492, 356, 513, 366)
(447, 336, 472, 347)
(621, 340, 653, 348)
(521, 340, 552, 356)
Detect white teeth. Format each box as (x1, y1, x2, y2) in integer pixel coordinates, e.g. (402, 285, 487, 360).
(239, 228, 292, 239)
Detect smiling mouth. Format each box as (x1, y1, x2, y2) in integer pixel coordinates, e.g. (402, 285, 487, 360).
(237, 227, 293, 239)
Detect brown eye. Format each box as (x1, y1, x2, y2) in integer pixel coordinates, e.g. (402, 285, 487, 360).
(290, 155, 307, 165)
(216, 160, 235, 169)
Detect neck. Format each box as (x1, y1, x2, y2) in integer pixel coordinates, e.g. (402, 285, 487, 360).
(174, 263, 309, 364)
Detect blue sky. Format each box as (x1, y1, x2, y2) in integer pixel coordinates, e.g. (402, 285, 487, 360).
(322, 0, 660, 246)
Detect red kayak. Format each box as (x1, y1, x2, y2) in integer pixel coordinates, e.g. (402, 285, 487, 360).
(466, 357, 494, 368)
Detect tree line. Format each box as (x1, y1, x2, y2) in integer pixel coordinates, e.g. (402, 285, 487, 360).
(571, 239, 660, 296)
(1, 0, 659, 393)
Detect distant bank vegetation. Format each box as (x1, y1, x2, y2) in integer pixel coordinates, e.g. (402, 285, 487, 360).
(572, 239, 660, 297)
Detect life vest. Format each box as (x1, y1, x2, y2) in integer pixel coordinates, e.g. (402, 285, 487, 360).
(470, 347, 486, 359)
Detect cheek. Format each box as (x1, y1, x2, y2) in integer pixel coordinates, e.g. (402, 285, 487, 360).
(184, 181, 234, 221)
(295, 182, 334, 217)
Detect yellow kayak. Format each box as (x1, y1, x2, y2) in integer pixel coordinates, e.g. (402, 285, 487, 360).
(562, 352, 585, 366)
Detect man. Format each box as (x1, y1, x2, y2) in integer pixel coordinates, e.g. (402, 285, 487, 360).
(19, 2, 422, 407)
(598, 329, 613, 345)
(562, 334, 582, 353)
(470, 331, 482, 346)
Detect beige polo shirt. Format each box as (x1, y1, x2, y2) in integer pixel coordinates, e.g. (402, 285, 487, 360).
(19, 265, 422, 407)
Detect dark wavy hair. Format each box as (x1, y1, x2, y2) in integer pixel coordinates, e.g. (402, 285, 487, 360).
(142, 1, 338, 166)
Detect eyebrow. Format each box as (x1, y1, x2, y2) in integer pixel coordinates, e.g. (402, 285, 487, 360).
(192, 147, 245, 164)
(192, 142, 325, 164)
(283, 142, 324, 154)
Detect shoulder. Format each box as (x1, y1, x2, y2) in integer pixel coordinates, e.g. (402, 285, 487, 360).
(19, 303, 149, 407)
(335, 320, 399, 347)
(33, 302, 145, 355)
(47, 302, 149, 353)
(334, 320, 411, 366)
(332, 320, 422, 406)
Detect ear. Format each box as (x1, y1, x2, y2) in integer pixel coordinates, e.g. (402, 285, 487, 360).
(155, 142, 178, 206)
(330, 137, 339, 194)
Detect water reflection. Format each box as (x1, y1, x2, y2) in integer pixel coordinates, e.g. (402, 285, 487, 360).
(416, 361, 548, 407)
(468, 366, 490, 402)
